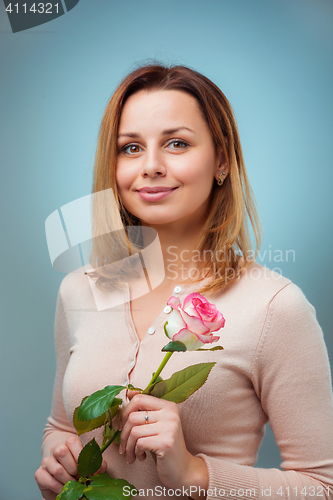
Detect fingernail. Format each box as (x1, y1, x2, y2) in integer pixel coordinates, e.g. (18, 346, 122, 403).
(119, 446, 123, 454)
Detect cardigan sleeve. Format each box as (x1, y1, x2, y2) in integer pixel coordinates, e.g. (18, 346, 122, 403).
(197, 283, 333, 500)
(41, 284, 78, 458)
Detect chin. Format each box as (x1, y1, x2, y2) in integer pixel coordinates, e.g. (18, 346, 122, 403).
(128, 208, 175, 225)
(139, 216, 173, 226)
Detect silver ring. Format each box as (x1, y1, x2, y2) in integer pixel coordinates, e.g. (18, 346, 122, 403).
(145, 410, 149, 424)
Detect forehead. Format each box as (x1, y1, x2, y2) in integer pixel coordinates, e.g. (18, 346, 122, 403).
(118, 89, 206, 132)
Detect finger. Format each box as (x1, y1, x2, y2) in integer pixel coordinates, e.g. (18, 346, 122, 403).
(134, 435, 163, 461)
(42, 454, 78, 485)
(126, 389, 140, 401)
(35, 464, 66, 495)
(133, 433, 150, 462)
(65, 435, 83, 462)
(40, 487, 58, 500)
(53, 443, 80, 478)
(120, 410, 158, 453)
(125, 422, 159, 464)
(40, 490, 57, 500)
(120, 394, 171, 427)
(136, 446, 147, 462)
(96, 459, 108, 474)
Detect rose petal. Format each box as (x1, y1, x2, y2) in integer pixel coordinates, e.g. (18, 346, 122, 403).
(192, 332, 220, 344)
(167, 296, 181, 309)
(195, 301, 218, 321)
(183, 293, 209, 310)
(202, 313, 225, 332)
(183, 293, 209, 318)
(164, 308, 187, 338)
(179, 308, 210, 335)
(172, 328, 204, 351)
(183, 303, 200, 318)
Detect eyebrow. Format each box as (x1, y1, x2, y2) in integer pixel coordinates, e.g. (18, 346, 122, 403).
(117, 127, 195, 139)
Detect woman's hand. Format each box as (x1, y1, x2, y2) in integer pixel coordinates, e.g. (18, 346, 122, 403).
(119, 394, 208, 495)
(35, 435, 107, 500)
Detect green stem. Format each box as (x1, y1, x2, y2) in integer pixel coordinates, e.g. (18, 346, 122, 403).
(100, 353, 173, 455)
(100, 429, 121, 454)
(145, 352, 173, 391)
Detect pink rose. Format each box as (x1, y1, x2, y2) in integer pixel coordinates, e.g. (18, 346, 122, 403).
(164, 293, 225, 351)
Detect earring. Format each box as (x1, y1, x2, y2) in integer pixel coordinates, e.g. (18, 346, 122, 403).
(217, 172, 226, 186)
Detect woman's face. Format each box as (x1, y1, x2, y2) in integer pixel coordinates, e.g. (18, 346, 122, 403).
(116, 89, 227, 229)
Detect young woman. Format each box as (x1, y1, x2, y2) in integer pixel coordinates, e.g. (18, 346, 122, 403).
(35, 64, 333, 500)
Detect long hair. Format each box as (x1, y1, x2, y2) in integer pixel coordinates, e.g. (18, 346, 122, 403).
(88, 62, 261, 295)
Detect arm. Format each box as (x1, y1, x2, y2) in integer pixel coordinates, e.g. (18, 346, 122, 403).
(42, 284, 78, 457)
(36, 281, 108, 499)
(119, 392, 208, 500)
(197, 283, 333, 500)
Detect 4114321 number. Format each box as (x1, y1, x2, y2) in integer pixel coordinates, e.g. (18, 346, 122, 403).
(5, 3, 60, 14)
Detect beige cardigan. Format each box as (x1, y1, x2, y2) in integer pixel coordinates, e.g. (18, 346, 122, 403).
(42, 262, 333, 499)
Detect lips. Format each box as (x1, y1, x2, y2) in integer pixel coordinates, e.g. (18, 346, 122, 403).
(136, 186, 177, 193)
(136, 186, 178, 201)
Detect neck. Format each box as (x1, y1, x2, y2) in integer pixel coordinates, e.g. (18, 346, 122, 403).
(141, 219, 207, 283)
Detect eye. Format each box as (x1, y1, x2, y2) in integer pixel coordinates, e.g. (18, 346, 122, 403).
(167, 140, 189, 150)
(120, 143, 142, 155)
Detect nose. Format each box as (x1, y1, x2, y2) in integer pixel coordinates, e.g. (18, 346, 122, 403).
(140, 144, 166, 178)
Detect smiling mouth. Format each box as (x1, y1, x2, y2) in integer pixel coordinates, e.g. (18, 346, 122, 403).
(136, 187, 177, 193)
(136, 187, 178, 201)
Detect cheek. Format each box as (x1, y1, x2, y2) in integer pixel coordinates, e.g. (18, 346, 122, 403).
(182, 151, 216, 181)
(182, 159, 215, 195)
(115, 165, 131, 197)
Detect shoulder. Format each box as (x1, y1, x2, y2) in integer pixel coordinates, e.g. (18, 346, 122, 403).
(57, 267, 129, 312)
(213, 261, 293, 310)
(238, 268, 330, 395)
(58, 268, 92, 306)
(239, 262, 318, 327)
(57, 267, 109, 312)
(209, 262, 320, 342)
(238, 265, 326, 363)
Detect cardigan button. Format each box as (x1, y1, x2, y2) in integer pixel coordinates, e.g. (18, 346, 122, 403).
(163, 305, 172, 314)
(173, 286, 182, 294)
(148, 326, 155, 335)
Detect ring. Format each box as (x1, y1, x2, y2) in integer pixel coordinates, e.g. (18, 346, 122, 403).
(144, 410, 149, 424)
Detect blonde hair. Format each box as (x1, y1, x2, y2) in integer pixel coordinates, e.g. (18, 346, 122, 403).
(88, 63, 261, 295)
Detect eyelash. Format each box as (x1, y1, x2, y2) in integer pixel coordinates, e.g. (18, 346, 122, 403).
(120, 139, 189, 155)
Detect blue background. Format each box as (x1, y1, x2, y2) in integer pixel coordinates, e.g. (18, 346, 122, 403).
(0, 1, 332, 498)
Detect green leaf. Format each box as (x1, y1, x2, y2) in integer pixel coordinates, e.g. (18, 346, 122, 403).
(77, 438, 102, 478)
(56, 480, 86, 500)
(141, 374, 164, 395)
(102, 423, 116, 445)
(74, 399, 108, 436)
(83, 473, 137, 500)
(150, 362, 216, 403)
(78, 386, 126, 421)
(152, 374, 163, 384)
(110, 397, 122, 418)
(196, 345, 224, 351)
(115, 430, 121, 444)
(146, 380, 167, 398)
(162, 341, 187, 352)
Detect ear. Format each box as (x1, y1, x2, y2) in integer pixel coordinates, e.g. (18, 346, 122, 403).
(215, 149, 229, 183)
